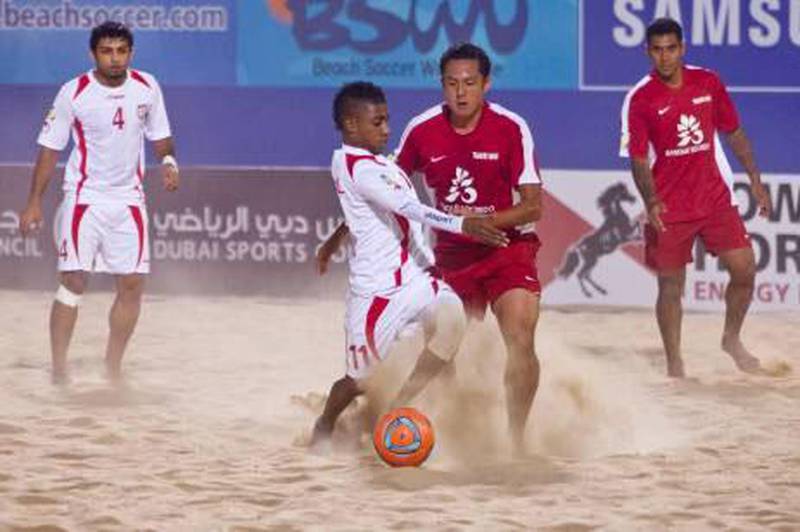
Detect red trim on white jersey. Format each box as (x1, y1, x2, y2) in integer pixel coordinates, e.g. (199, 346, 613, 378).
(392, 214, 410, 286)
(73, 74, 90, 100)
(345, 153, 378, 180)
(129, 205, 145, 267)
(365, 296, 390, 359)
(130, 70, 151, 89)
(73, 118, 89, 199)
(71, 204, 88, 260)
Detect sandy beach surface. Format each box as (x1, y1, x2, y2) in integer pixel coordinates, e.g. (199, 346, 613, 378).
(0, 289, 798, 531)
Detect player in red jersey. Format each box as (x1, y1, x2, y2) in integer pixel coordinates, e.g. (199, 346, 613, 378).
(18, 22, 179, 383)
(620, 18, 771, 378)
(318, 43, 543, 455)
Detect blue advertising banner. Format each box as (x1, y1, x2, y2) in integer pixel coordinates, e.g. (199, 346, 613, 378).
(237, 0, 578, 89)
(0, 0, 235, 85)
(581, 0, 800, 92)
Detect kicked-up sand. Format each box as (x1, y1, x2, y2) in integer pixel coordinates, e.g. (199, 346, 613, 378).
(0, 289, 798, 530)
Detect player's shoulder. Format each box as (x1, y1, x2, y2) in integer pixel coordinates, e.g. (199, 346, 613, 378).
(486, 102, 532, 132)
(334, 145, 386, 179)
(623, 73, 658, 104)
(129, 69, 160, 90)
(684, 64, 724, 86)
(58, 72, 93, 102)
(403, 104, 445, 135)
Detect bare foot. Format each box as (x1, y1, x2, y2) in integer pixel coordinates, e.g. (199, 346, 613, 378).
(722, 336, 762, 374)
(51, 368, 70, 386)
(308, 417, 333, 453)
(666, 357, 685, 378)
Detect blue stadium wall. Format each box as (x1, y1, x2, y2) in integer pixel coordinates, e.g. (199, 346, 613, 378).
(0, 0, 797, 171)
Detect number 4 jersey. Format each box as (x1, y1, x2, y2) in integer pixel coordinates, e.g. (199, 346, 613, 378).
(38, 69, 172, 204)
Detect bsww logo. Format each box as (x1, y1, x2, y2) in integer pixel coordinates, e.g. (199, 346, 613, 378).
(271, 0, 528, 54)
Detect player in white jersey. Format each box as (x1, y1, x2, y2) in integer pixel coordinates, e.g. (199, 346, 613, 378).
(18, 22, 179, 383)
(310, 82, 508, 446)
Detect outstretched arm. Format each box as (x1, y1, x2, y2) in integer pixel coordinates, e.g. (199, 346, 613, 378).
(725, 127, 770, 217)
(19, 147, 60, 235)
(355, 173, 508, 247)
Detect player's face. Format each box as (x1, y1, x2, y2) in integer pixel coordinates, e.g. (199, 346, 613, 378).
(91, 37, 133, 83)
(349, 102, 390, 154)
(647, 34, 685, 82)
(441, 59, 490, 124)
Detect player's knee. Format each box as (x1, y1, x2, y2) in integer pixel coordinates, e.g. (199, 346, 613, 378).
(116, 275, 145, 299)
(55, 284, 82, 308)
(59, 272, 86, 294)
(426, 302, 467, 362)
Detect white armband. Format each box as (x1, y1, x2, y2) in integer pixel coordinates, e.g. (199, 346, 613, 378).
(161, 155, 179, 170)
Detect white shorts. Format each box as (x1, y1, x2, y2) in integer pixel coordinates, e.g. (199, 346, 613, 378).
(344, 273, 463, 380)
(54, 199, 150, 274)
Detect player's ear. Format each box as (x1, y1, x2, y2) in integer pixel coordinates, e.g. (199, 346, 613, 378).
(482, 76, 492, 94)
(342, 114, 358, 136)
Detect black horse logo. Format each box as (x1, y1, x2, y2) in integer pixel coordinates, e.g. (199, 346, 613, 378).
(558, 183, 642, 297)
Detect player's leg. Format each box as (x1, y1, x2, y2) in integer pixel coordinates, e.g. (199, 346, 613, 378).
(393, 282, 466, 407)
(311, 375, 364, 446)
(311, 293, 386, 445)
(655, 267, 687, 377)
(102, 204, 148, 380)
(718, 247, 760, 371)
(645, 221, 695, 377)
(702, 206, 760, 372)
(50, 271, 88, 382)
(105, 273, 145, 379)
(492, 287, 540, 455)
(50, 200, 97, 382)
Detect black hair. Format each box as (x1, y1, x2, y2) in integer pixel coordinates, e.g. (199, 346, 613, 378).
(646, 17, 683, 44)
(332, 81, 386, 130)
(439, 42, 491, 78)
(90, 21, 134, 51)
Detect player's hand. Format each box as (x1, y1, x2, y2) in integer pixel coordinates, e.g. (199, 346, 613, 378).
(751, 181, 771, 218)
(315, 242, 336, 275)
(161, 163, 179, 192)
(462, 217, 509, 247)
(647, 198, 667, 232)
(19, 202, 43, 236)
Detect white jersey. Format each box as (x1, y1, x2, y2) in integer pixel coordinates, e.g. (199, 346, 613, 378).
(38, 69, 171, 204)
(331, 144, 465, 296)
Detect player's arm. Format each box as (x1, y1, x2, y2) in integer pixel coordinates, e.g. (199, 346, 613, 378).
(724, 127, 770, 218)
(630, 158, 666, 232)
(355, 167, 508, 247)
(316, 221, 349, 275)
(491, 116, 543, 227)
(19, 147, 60, 235)
(622, 95, 666, 231)
(21, 84, 72, 235)
(489, 184, 542, 228)
(153, 137, 179, 192)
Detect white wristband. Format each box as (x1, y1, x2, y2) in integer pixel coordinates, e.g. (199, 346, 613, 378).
(161, 155, 178, 170)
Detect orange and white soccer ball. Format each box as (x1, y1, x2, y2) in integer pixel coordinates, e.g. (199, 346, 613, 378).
(372, 407, 435, 467)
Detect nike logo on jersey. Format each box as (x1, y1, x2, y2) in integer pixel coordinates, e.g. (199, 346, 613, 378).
(657, 106, 671, 116)
(429, 155, 447, 163)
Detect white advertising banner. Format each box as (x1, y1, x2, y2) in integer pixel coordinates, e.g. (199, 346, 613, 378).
(539, 171, 800, 312)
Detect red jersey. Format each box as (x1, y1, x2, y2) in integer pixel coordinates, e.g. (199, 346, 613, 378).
(620, 65, 740, 222)
(396, 101, 541, 265)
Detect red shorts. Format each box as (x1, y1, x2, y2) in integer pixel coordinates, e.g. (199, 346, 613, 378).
(437, 238, 541, 319)
(645, 205, 750, 271)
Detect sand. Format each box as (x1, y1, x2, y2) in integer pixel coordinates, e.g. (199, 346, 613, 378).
(0, 289, 798, 530)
